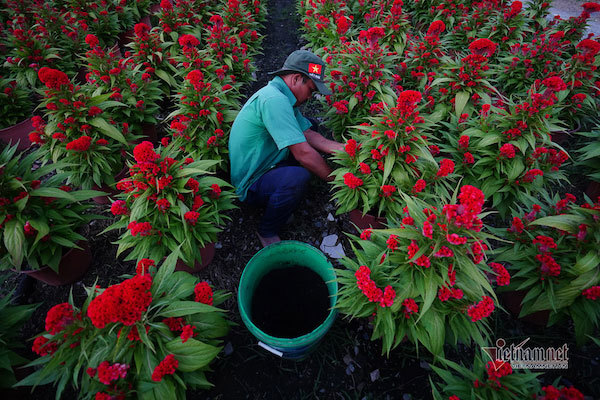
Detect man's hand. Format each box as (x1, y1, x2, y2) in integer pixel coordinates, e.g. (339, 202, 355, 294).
(289, 141, 334, 182)
(304, 129, 344, 155)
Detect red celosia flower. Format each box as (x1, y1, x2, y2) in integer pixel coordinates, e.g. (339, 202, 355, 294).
(179, 34, 200, 47)
(582, 286, 600, 300)
(446, 233, 468, 245)
(386, 234, 399, 251)
(463, 152, 474, 164)
(110, 200, 128, 216)
(32, 336, 58, 356)
(136, 258, 155, 275)
(151, 354, 178, 382)
(66, 136, 92, 152)
(181, 325, 196, 343)
(359, 162, 371, 174)
(45, 303, 75, 334)
(210, 184, 222, 198)
(97, 361, 129, 385)
(194, 282, 214, 305)
(186, 178, 200, 193)
(87, 274, 153, 328)
(523, 168, 544, 183)
(85, 34, 99, 48)
(467, 295, 495, 322)
(486, 360, 512, 380)
(532, 235, 557, 252)
(499, 143, 516, 159)
(402, 298, 419, 318)
(336, 15, 351, 35)
(133, 141, 160, 163)
(583, 2, 600, 13)
(437, 159, 455, 177)
(458, 135, 469, 150)
(184, 211, 200, 226)
(536, 252, 561, 278)
(88, 106, 102, 116)
(134, 23, 150, 38)
(343, 173, 363, 189)
(468, 38, 497, 57)
(489, 262, 510, 286)
(380, 185, 396, 197)
(38, 67, 70, 90)
(396, 90, 422, 113)
(542, 76, 567, 92)
(128, 221, 153, 236)
(426, 20, 445, 37)
(422, 220, 433, 239)
(412, 179, 426, 194)
(156, 198, 171, 213)
(163, 317, 185, 331)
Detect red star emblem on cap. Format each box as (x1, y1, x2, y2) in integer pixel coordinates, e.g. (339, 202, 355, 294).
(309, 63, 322, 75)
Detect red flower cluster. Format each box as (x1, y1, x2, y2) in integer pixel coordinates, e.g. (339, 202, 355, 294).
(110, 200, 128, 216)
(467, 295, 494, 322)
(442, 185, 484, 232)
(344, 139, 359, 157)
(136, 258, 155, 275)
(540, 385, 584, 400)
(179, 34, 200, 48)
(128, 221, 153, 236)
(355, 265, 396, 307)
(380, 185, 396, 197)
(194, 282, 214, 305)
(65, 136, 92, 152)
(499, 143, 516, 159)
(151, 354, 178, 382)
(536, 252, 561, 279)
(343, 172, 363, 189)
(401, 298, 418, 318)
(32, 336, 58, 356)
(45, 303, 76, 334)
(485, 359, 512, 382)
(38, 67, 70, 90)
(96, 361, 129, 385)
(582, 286, 600, 300)
(181, 325, 196, 343)
(133, 141, 160, 163)
(436, 158, 455, 177)
(468, 38, 497, 58)
(87, 274, 153, 329)
(489, 262, 510, 286)
(184, 211, 200, 225)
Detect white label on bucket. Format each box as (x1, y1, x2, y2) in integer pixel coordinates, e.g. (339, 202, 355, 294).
(258, 341, 283, 357)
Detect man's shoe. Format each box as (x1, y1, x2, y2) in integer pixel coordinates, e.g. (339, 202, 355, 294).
(256, 232, 281, 248)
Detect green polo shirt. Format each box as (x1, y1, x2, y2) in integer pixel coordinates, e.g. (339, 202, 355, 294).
(229, 76, 312, 201)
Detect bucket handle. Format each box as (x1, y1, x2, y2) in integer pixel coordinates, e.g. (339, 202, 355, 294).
(258, 341, 283, 357)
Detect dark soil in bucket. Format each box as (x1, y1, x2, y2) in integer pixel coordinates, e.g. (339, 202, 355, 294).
(251, 265, 330, 338)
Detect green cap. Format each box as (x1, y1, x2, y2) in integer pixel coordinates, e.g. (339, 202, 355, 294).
(269, 50, 332, 95)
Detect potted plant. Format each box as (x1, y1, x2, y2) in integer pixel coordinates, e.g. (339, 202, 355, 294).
(330, 89, 451, 224)
(335, 185, 497, 356)
(0, 144, 103, 285)
(0, 290, 38, 389)
(431, 352, 542, 400)
(106, 141, 236, 269)
(0, 77, 34, 150)
(83, 33, 162, 140)
(17, 254, 230, 399)
(491, 193, 600, 344)
(31, 66, 131, 190)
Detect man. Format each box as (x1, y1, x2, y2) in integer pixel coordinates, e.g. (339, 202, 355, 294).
(229, 50, 344, 247)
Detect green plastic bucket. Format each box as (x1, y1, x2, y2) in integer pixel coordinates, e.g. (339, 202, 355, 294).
(238, 240, 338, 360)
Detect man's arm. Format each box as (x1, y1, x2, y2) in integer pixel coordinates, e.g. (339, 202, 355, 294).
(304, 128, 345, 154)
(289, 141, 334, 182)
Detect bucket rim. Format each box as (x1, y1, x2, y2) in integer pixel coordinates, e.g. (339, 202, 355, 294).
(237, 240, 338, 348)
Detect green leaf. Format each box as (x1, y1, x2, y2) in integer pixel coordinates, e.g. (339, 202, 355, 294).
(529, 214, 587, 234)
(29, 188, 76, 201)
(158, 301, 222, 317)
(454, 91, 469, 117)
(165, 338, 221, 372)
(89, 118, 127, 144)
(3, 220, 24, 268)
